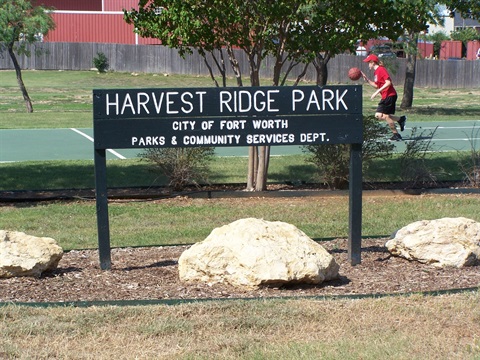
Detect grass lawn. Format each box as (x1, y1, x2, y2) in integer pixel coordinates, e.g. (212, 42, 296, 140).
(1, 70, 480, 128)
(0, 194, 479, 250)
(2, 292, 480, 359)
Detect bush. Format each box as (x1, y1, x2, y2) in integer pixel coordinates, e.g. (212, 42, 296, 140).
(458, 125, 480, 187)
(140, 147, 215, 191)
(399, 126, 439, 187)
(303, 115, 394, 189)
(93, 52, 109, 73)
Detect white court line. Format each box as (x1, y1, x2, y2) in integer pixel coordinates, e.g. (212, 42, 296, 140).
(408, 138, 480, 141)
(70, 128, 126, 160)
(441, 138, 480, 141)
(406, 126, 480, 130)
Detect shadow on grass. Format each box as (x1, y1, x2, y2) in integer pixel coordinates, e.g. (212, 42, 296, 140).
(0, 152, 467, 193)
(365, 153, 466, 182)
(266, 164, 317, 183)
(0, 160, 167, 191)
(408, 107, 480, 117)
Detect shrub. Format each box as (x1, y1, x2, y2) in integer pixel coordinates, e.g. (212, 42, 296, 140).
(458, 125, 480, 187)
(93, 52, 109, 73)
(140, 147, 215, 191)
(303, 115, 394, 189)
(399, 126, 439, 187)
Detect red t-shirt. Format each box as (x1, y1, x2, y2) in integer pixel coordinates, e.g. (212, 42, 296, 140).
(374, 66, 396, 99)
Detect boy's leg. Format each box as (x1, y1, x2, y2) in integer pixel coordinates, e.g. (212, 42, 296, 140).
(383, 113, 407, 131)
(398, 115, 407, 131)
(375, 112, 402, 141)
(376, 112, 398, 134)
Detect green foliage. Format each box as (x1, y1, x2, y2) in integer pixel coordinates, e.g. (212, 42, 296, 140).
(303, 143, 350, 189)
(140, 147, 215, 191)
(443, 0, 480, 20)
(451, 27, 480, 42)
(451, 28, 480, 58)
(303, 115, 394, 189)
(399, 127, 439, 187)
(0, 0, 56, 112)
(0, 0, 55, 53)
(124, 0, 413, 87)
(125, 0, 315, 86)
(93, 52, 109, 73)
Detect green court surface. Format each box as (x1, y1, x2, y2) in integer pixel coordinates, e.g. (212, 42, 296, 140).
(1, 120, 479, 162)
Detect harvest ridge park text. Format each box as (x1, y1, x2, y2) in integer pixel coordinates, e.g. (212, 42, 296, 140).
(93, 85, 363, 149)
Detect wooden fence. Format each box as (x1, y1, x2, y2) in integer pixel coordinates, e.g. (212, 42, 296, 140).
(1, 42, 479, 88)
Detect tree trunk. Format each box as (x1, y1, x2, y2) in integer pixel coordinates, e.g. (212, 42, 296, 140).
(8, 43, 33, 113)
(246, 146, 256, 191)
(401, 52, 416, 109)
(293, 63, 310, 86)
(202, 51, 220, 87)
(313, 53, 330, 86)
(226, 46, 243, 87)
(263, 146, 270, 189)
(246, 51, 270, 191)
(254, 146, 270, 191)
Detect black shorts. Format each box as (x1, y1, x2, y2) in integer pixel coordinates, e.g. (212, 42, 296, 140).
(376, 95, 397, 115)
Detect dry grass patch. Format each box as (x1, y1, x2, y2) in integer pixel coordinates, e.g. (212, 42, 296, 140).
(2, 292, 480, 359)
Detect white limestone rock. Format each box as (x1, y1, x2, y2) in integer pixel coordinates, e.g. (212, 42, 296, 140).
(178, 218, 339, 288)
(0, 230, 63, 278)
(386, 217, 480, 268)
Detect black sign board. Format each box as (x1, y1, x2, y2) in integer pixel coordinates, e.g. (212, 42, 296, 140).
(93, 86, 362, 149)
(93, 85, 363, 270)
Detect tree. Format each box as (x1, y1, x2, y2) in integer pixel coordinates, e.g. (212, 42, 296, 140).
(396, 0, 442, 109)
(125, 0, 235, 88)
(443, 0, 480, 19)
(288, 0, 405, 86)
(125, 0, 312, 191)
(0, 0, 55, 113)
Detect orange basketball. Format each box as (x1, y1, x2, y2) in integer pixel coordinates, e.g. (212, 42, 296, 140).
(348, 67, 362, 81)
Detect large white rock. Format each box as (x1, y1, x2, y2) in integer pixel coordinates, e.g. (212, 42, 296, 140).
(386, 217, 480, 268)
(0, 230, 63, 278)
(178, 218, 339, 287)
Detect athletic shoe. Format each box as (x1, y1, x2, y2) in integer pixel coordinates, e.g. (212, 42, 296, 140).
(398, 115, 407, 132)
(389, 133, 403, 141)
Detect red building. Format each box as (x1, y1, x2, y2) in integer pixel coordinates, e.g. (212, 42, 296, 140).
(34, 0, 160, 44)
(34, 2, 480, 61)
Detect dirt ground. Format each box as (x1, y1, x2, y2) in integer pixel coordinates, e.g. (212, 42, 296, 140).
(2, 237, 479, 304)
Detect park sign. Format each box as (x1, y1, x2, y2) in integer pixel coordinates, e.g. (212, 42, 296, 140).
(93, 85, 362, 149)
(93, 85, 363, 270)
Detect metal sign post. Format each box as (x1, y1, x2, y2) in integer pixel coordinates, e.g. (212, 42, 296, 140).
(93, 85, 363, 269)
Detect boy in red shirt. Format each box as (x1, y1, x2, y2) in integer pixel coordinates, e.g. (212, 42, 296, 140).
(362, 54, 406, 141)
